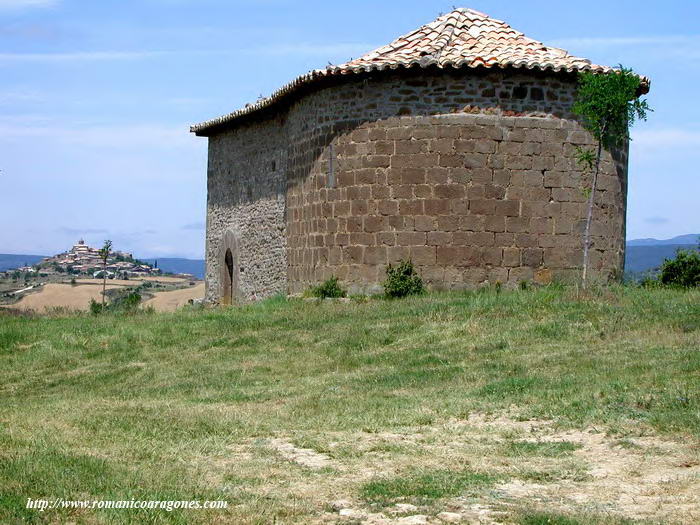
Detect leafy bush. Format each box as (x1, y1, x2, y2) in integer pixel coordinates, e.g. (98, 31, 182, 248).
(659, 249, 700, 288)
(383, 259, 424, 298)
(112, 291, 142, 310)
(90, 290, 142, 314)
(639, 275, 660, 288)
(311, 276, 346, 299)
(89, 299, 103, 314)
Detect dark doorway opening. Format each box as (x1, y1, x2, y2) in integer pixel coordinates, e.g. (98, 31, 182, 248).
(223, 248, 234, 305)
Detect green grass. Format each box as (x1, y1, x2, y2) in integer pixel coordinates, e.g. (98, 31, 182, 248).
(360, 468, 496, 504)
(505, 441, 581, 457)
(0, 285, 698, 523)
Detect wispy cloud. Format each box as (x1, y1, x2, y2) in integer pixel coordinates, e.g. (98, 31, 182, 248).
(0, 43, 376, 64)
(644, 216, 669, 225)
(181, 221, 205, 231)
(631, 128, 700, 149)
(166, 97, 208, 109)
(551, 35, 700, 48)
(255, 42, 375, 59)
(550, 34, 700, 64)
(0, 22, 71, 41)
(0, 89, 43, 104)
(0, 0, 57, 9)
(0, 51, 166, 63)
(55, 227, 108, 236)
(0, 118, 200, 150)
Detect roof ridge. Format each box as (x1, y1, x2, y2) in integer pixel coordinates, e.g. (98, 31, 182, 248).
(431, 11, 460, 62)
(191, 7, 642, 134)
(459, 7, 489, 17)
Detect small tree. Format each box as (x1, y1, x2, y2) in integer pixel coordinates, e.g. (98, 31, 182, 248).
(310, 276, 346, 299)
(383, 259, 424, 298)
(659, 249, 700, 288)
(573, 66, 650, 288)
(99, 240, 113, 310)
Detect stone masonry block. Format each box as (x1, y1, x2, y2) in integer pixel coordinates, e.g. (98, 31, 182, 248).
(503, 247, 520, 266)
(378, 200, 399, 216)
(506, 217, 528, 233)
(437, 246, 479, 266)
(414, 215, 437, 232)
(343, 246, 364, 264)
(485, 215, 505, 232)
(364, 216, 387, 232)
(434, 184, 466, 199)
(470, 199, 496, 215)
(522, 247, 543, 267)
(424, 199, 450, 215)
(495, 199, 520, 217)
(364, 246, 387, 265)
(401, 168, 426, 184)
(399, 200, 424, 216)
(387, 246, 410, 263)
(482, 247, 503, 265)
(427, 231, 452, 246)
(410, 246, 437, 265)
(397, 231, 426, 245)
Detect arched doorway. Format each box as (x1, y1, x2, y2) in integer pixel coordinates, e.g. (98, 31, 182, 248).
(222, 248, 234, 305)
(219, 230, 240, 305)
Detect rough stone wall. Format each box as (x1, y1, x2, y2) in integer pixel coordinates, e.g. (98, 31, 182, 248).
(205, 120, 287, 303)
(284, 71, 626, 294)
(204, 69, 627, 300)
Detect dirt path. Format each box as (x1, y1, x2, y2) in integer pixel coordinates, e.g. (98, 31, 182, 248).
(137, 276, 190, 283)
(71, 278, 140, 286)
(143, 283, 205, 312)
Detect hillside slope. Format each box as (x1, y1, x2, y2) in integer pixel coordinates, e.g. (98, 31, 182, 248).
(625, 244, 699, 274)
(1, 287, 698, 524)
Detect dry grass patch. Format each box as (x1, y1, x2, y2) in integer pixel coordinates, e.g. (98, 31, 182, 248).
(0, 286, 698, 523)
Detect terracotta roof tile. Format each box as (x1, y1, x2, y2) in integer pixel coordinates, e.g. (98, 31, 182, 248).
(192, 8, 645, 134)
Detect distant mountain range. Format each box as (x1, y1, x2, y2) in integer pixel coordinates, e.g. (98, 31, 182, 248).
(627, 234, 699, 246)
(2, 233, 698, 281)
(0, 254, 206, 279)
(0, 254, 45, 272)
(625, 244, 698, 274)
(625, 234, 698, 278)
(142, 258, 205, 279)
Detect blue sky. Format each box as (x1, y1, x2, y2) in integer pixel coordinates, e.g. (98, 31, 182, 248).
(1, 0, 698, 258)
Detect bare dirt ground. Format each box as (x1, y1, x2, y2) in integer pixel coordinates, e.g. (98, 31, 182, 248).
(76, 276, 189, 285)
(5, 283, 125, 312)
(142, 282, 205, 312)
(212, 413, 700, 524)
(73, 278, 142, 286)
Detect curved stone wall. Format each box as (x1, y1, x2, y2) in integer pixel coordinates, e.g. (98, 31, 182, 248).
(205, 68, 627, 301)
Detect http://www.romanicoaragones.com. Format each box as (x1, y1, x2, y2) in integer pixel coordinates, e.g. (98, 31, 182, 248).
(26, 498, 228, 512)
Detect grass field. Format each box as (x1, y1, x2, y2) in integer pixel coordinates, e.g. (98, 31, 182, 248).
(1, 285, 698, 524)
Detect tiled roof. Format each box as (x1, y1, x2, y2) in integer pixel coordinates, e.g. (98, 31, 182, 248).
(192, 8, 646, 135)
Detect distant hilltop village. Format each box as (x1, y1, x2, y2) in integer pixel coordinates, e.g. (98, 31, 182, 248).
(16, 239, 160, 279)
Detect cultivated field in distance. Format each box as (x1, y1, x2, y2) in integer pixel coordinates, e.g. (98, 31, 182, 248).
(1, 276, 204, 313)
